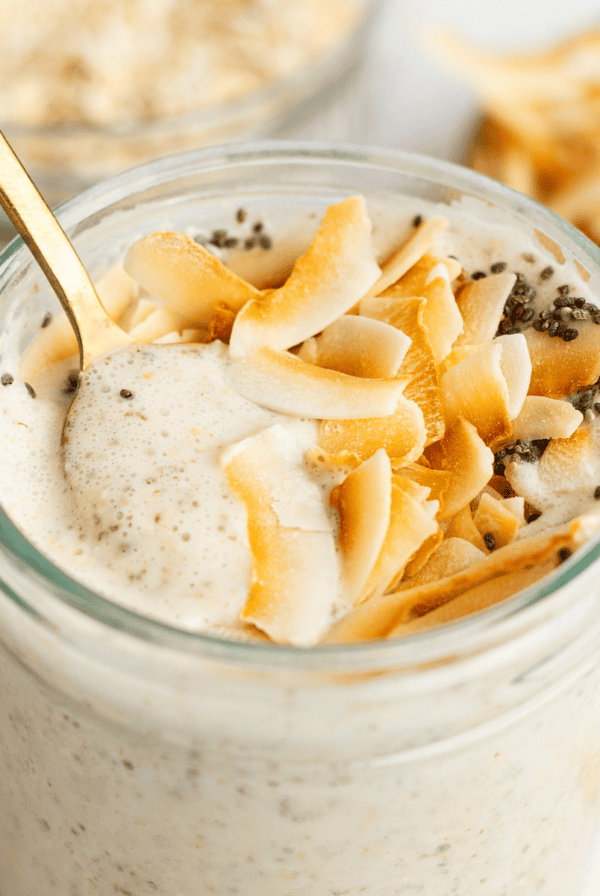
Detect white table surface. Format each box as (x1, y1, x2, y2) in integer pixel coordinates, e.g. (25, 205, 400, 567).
(299, 2, 600, 891)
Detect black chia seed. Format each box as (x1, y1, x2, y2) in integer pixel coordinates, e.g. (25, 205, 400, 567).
(483, 533, 496, 551)
(522, 253, 536, 263)
(472, 271, 487, 280)
(1, 372, 13, 386)
(63, 372, 80, 395)
(540, 266, 554, 280)
(494, 439, 549, 476)
(412, 215, 423, 227)
(119, 389, 134, 399)
(259, 235, 273, 250)
(252, 221, 264, 233)
(236, 207, 247, 224)
(209, 229, 229, 248)
(557, 284, 571, 295)
(558, 547, 572, 563)
(491, 261, 507, 273)
(41, 312, 52, 328)
(223, 237, 239, 249)
(594, 486, 600, 500)
(527, 510, 542, 524)
(25, 382, 36, 398)
(244, 237, 257, 251)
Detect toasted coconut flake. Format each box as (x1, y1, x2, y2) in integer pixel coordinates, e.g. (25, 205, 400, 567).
(229, 196, 381, 358)
(332, 449, 392, 605)
(363, 219, 449, 299)
(427, 416, 494, 520)
(473, 492, 520, 549)
(419, 274, 464, 363)
(207, 303, 237, 344)
(19, 263, 137, 383)
(394, 461, 452, 516)
(445, 503, 488, 551)
(440, 342, 512, 446)
(383, 251, 459, 299)
(124, 232, 261, 327)
(398, 537, 486, 589)
(456, 271, 516, 345)
(502, 496, 526, 526)
(525, 324, 600, 397)
(227, 347, 408, 419)
(223, 425, 338, 646)
(494, 333, 532, 419)
(511, 396, 584, 441)
(306, 315, 411, 378)
(389, 557, 559, 637)
(317, 394, 426, 466)
(128, 307, 182, 344)
(535, 427, 595, 494)
(438, 344, 482, 377)
(322, 520, 581, 643)
(361, 294, 445, 444)
(356, 477, 439, 604)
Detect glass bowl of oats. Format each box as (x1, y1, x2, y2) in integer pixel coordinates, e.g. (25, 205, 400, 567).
(0, 0, 380, 207)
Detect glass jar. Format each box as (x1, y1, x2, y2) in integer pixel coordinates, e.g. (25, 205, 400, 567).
(1, 144, 600, 896)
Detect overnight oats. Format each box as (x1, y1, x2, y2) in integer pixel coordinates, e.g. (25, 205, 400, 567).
(1, 145, 600, 895)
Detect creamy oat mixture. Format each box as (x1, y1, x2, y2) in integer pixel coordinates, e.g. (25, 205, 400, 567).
(1, 195, 600, 647)
(0, 0, 361, 127)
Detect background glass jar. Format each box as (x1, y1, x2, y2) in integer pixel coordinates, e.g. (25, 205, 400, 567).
(1, 144, 600, 896)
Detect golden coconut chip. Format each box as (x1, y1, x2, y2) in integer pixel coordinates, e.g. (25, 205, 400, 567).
(298, 315, 411, 379)
(316, 394, 426, 467)
(322, 519, 582, 643)
(222, 425, 338, 646)
(207, 303, 237, 344)
(419, 271, 464, 364)
(120, 296, 161, 331)
(331, 449, 392, 606)
(445, 503, 488, 552)
(356, 476, 440, 605)
(124, 231, 261, 327)
(363, 218, 449, 300)
(426, 416, 494, 520)
(388, 556, 560, 638)
(228, 196, 381, 358)
(511, 395, 584, 441)
(494, 333, 532, 419)
(398, 537, 486, 589)
(387, 251, 462, 298)
(534, 426, 595, 494)
(440, 342, 512, 446)
(227, 347, 409, 419)
(525, 323, 600, 397)
(19, 263, 137, 383)
(473, 492, 522, 549)
(393, 460, 452, 514)
(128, 307, 182, 343)
(437, 343, 482, 377)
(360, 294, 445, 445)
(455, 271, 516, 345)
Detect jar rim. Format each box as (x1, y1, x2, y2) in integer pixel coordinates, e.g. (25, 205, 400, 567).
(2, 139, 600, 670)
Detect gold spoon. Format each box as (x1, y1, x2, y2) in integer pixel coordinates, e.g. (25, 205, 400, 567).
(0, 130, 132, 369)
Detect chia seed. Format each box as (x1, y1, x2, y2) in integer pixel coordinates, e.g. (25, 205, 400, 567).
(412, 215, 423, 228)
(562, 328, 579, 341)
(252, 221, 264, 233)
(1, 372, 13, 386)
(557, 284, 571, 295)
(244, 237, 256, 251)
(483, 533, 496, 551)
(63, 373, 79, 395)
(41, 312, 52, 328)
(558, 547, 572, 563)
(223, 237, 239, 249)
(472, 271, 487, 280)
(540, 266, 554, 280)
(490, 261, 507, 274)
(25, 382, 36, 398)
(119, 389, 134, 399)
(209, 229, 228, 248)
(594, 486, 600, 499)
(259, 235, 273, 251)
(236, 207, 247, 224)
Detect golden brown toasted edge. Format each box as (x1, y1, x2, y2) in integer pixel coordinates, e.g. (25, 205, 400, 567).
(124, 231, 262, 327)
(226, 347, 409, 419)
(228, 196, 381, 358)
(321, 519, 585, 644)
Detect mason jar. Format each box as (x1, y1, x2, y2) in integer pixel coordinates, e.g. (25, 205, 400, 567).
(1, 144, 600, 896)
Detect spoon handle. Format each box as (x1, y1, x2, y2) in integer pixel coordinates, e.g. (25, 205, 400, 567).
(0, 131, 131, 368)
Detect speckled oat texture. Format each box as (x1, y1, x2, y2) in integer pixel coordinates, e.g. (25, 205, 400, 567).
(0, 0, 360, 126)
